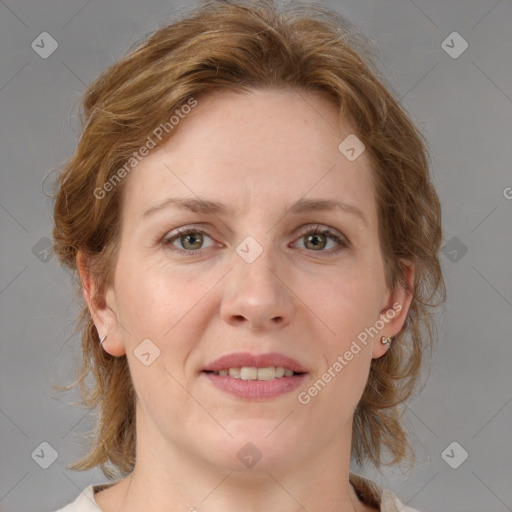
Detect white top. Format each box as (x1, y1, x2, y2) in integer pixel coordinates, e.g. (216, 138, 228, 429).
(54, 473, 421, 511)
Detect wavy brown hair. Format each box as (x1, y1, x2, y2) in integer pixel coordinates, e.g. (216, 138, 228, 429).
(52, 0, 446, 480)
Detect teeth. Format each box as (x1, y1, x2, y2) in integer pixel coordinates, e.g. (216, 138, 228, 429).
(275, 366, 285, 378)
(257, 367, 275, 380)
(240, 367, 258, 380)
(212, 366, 298, 380)
(228, 367, 240, 378)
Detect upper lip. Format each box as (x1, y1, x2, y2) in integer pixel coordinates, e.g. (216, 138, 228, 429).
(202, 352, 308, 373)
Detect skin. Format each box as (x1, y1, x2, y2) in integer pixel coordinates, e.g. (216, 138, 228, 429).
(78, 88, 414, 512)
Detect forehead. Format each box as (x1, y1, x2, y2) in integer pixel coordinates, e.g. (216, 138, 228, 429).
(121, 88, 377, 225)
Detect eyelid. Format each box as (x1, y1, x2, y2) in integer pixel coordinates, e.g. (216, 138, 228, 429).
(160, 223, 349, 255)
(160, 226, 220, 254)
(292, 225, 349, 252)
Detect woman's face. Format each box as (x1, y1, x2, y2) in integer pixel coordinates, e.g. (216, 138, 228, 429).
(93, 88, 411, 473)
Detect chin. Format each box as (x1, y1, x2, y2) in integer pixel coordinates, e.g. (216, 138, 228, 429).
(197, 419, 304, 472)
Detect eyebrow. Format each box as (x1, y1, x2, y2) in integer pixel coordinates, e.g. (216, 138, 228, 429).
(141, 197, 368, 227)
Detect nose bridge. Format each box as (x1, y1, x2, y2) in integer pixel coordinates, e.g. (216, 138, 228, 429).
(220, 232, 294, 329)
(236, 236, 278, 287)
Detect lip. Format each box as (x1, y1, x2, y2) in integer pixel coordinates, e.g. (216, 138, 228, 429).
(202, 351, 308, 373)
(203, 372, 307, 400)
(201, 352, 308, 400)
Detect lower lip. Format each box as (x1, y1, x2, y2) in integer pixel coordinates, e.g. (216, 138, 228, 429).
(202, 372, 307, 400)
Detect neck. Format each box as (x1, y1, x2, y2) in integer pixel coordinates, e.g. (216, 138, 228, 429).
(116, 467, 361, 512)
(97, 409, 363, 512)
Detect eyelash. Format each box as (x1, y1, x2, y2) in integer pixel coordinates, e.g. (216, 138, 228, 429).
(161, 225, 349, 256)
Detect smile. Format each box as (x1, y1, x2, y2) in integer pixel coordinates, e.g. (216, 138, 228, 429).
(205, 366, 302, 380)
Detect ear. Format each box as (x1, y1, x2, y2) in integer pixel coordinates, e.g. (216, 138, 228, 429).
(372, 259, 414, 359)
(76, 250, 126, 357)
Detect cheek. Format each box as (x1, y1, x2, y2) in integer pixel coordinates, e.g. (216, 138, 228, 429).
(308, 267, 384, 343)
(303, 266, 382, 394)
(113, 263, 201, 413)
(113, 256, 218, 367)
(113, 254, 182, 332)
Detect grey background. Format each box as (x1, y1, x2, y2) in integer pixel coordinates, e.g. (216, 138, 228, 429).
(1, 1, 511, 511)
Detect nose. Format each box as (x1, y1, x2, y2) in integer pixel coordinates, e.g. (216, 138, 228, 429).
(220, 245, 295, 332)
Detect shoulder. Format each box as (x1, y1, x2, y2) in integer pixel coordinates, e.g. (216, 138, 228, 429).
(54, 485, 102, 512)
(349, 472, 422, 512)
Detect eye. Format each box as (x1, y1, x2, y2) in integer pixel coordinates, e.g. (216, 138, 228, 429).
(292, 225, 349, 254)
(161, 224, 349, 256)
(162, 227, 217, 255)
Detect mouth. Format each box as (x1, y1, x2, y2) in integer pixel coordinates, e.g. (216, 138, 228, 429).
(202, 366, 306, 380)
(201, 352, 308, 400)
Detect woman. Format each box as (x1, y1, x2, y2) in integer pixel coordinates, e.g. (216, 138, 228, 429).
(52, 0, 445, 510)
